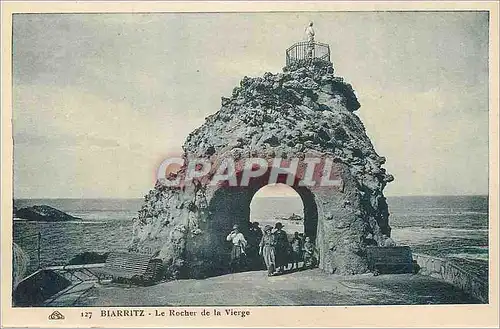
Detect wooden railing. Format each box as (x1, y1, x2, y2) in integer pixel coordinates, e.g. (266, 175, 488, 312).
(286, 41, 331, 66)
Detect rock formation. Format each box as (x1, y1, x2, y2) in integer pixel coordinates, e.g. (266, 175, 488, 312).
(130, 58, 393, 279)
(14, 205, 80, 222)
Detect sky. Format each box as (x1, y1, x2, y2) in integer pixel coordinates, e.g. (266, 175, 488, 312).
(12, 11, 489, 198)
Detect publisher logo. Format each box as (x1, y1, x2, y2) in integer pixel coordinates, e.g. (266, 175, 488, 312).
(48, 310, 65, 320)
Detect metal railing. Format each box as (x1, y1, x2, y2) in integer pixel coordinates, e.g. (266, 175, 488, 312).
(286, 41, 331, 66)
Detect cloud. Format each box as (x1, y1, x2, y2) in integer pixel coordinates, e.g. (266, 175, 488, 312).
(14, 132, 121, 149)
(357, 86, 488, 196)
(11, 12, 489, 197)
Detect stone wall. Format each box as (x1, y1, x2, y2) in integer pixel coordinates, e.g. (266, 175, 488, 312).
(413, 253, 488, 303)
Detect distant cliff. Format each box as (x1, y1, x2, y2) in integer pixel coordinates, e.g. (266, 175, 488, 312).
(14, 205, 80, 222)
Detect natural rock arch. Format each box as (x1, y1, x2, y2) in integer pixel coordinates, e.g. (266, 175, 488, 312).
(196, 168, 321, 277)
(130, 59, 394, 279)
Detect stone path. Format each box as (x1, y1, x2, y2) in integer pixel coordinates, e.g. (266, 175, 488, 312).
(73, 269, 480, 306)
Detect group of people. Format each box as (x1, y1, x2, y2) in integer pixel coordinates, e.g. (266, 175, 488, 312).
(226, 222, 318, 276)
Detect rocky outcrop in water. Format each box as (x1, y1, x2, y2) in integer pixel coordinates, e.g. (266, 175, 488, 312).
(130, 59, 393, 278)
(14, 205, 80, 222)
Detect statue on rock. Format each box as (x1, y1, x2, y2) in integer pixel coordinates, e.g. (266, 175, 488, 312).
(305, 21, 315, 59)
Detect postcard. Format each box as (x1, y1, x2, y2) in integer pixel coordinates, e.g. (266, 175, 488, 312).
(1, 1, 499, 327)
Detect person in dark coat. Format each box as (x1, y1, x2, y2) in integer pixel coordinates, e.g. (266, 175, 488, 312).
(248, 222, 264, 269)
(273, 222, 289, 273)
(290, 231, 303, 270)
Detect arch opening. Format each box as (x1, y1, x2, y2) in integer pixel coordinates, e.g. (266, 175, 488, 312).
(250, 184, 318, 242)
(250, 183, 304, 234)
(201, 174, 320, 278)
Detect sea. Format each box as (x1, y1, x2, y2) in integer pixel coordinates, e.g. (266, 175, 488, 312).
(13, 195, 489, 281)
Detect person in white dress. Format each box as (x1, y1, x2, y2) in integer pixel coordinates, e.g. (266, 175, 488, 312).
(227, 224, 248, 272)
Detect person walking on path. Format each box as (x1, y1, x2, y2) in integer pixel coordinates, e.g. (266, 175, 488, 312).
(226, 224, 248, 272)
(259, 225, 277, 276)
(273, 222, 290, 273)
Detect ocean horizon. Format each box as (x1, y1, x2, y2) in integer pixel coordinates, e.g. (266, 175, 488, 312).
(13, 195, 489, 281)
